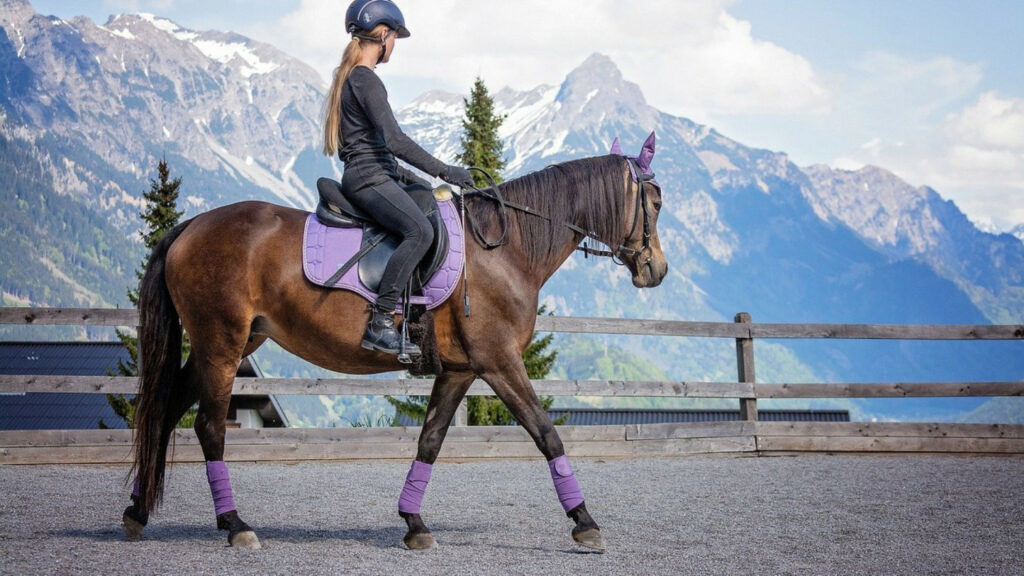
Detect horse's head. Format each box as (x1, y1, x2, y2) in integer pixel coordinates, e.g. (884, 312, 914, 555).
(610, 132, 668, 288)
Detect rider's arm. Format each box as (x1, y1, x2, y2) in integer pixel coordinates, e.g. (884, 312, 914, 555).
(349, 67, 447, 178)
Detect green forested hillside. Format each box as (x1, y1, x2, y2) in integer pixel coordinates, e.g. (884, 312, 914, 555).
(0, 134, 138, 307)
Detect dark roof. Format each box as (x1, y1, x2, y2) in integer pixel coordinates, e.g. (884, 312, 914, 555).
(393, 408, 850, 427)
(0, 342, 130, 376)
(0, 342, 285, 430)
(0, 342, 131, 430)
(547, 409, 850, 425)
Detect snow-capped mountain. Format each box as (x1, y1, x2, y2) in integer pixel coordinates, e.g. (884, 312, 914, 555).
(0, 0, 331, 228)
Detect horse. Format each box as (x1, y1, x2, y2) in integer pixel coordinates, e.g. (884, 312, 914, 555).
(122, 133, 668, 553)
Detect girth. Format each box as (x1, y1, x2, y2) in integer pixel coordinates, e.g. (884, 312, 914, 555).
(314, 177, 450, 293)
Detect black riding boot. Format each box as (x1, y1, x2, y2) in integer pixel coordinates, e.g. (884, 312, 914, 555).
(362, 305, 421, 358)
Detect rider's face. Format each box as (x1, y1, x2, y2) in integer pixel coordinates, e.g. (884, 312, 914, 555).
(381, 31, 396, 63)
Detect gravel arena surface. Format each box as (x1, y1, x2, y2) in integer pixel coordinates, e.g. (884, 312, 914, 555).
(1, 455, 1022, 575)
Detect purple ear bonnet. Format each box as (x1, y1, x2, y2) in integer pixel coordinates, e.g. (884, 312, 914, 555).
(611, 132, 658, 185)
(637, 132, 656, 174)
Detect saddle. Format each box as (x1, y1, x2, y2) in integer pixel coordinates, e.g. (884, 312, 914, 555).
(314, 177, 450, 295)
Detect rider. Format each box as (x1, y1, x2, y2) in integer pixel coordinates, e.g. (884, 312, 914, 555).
(322, 0, 474, 357)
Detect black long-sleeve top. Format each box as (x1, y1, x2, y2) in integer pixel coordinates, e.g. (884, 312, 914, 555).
(339, 65, 446, 186)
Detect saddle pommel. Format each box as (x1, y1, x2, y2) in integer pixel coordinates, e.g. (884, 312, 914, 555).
(433, 185, 453, 202)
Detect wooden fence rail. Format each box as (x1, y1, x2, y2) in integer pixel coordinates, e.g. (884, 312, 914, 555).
(1, 307, 1022, 463)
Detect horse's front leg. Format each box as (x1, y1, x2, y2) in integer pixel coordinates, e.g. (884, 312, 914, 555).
(481, 360, 605, 553)
(398, 370, 475, 550)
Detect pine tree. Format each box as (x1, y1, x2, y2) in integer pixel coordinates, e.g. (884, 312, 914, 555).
(457, 76, 506, 187)
(107, 158, 191, 428)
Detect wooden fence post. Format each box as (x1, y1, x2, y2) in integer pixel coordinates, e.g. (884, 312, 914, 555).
(735, 312, 757, 421)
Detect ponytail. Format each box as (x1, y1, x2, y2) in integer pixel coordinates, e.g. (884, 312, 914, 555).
(321, 24, 391, 156)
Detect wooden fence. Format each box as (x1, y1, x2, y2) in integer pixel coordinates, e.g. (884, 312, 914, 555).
(1, 307, 1022, 464)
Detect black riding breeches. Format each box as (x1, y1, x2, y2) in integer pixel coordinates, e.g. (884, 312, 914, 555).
(343, 177, 434, 312)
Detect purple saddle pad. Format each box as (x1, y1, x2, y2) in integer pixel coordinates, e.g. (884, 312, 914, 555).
(302, 198, 465, 311)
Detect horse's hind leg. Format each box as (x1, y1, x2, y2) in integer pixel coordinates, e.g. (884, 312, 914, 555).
(189, 340, 262, 550)
(398, 370, 476, 550)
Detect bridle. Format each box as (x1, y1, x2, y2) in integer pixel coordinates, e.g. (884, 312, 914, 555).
(574, 156, 657, 266)
(461, 158, 658, 268)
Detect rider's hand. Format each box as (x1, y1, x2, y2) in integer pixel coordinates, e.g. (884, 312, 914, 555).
(440, 165, 474, 189)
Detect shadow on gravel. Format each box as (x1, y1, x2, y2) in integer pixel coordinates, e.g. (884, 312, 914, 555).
(49, 524, 405, 546)
(49, 524, 219, 542)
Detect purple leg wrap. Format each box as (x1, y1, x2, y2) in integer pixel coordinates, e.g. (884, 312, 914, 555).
(206, 460, 237, 516)
(549, 455, 584, 512)
(131, 475, 141, 498)
(398, 460, 432, 515)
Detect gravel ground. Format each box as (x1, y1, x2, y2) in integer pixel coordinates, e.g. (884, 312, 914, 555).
(1, 455, 1022, 576)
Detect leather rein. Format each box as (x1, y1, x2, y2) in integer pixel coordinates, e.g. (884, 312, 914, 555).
(460, 159, 656, 267)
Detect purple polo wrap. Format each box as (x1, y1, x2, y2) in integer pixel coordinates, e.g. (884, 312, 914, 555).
(398, 460, 433, 514)
(206, 460, 237, 516)
(548, 455, 584, 512)
(131, 475, 140, 498)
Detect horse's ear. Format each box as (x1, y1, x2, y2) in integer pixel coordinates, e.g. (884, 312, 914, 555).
(609, 137, 623, 156)
(637, 131, 656, 172)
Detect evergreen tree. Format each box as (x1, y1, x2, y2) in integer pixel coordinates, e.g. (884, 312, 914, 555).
(107, 159, 193, 428)
(457, 76, 506, 187)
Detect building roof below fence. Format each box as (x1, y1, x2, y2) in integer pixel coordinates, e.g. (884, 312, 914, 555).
(0, 342, 286, 430)
(0, 342, 131, 430)
(547, 408, 850, 425)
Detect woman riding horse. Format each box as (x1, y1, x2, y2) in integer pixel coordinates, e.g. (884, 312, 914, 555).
(322, 0, 474, 356)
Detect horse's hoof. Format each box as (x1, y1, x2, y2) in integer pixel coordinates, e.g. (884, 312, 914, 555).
(572, 527, 605, 553)
(229, 530, 262, 550)
(122, 513, 145, 541)
(404, 531, 437, 550)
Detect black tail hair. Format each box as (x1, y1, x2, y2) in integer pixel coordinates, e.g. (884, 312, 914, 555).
(131, 219, 192, 513)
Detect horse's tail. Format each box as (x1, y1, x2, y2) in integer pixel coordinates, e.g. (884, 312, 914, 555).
(132, 219, 192, 513)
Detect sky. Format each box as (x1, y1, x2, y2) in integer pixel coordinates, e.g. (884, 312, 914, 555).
(29, 0, 1024, 231)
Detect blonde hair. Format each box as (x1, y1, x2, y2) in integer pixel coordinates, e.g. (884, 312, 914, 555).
(321, 25, 390, 157)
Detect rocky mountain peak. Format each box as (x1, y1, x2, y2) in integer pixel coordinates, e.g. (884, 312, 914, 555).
(803, 163, 945, 254)
(556, 52, 647, 115)
(0, 0, 33, 25)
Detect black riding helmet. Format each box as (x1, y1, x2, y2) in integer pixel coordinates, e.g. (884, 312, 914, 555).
(346, 0, 411, 39)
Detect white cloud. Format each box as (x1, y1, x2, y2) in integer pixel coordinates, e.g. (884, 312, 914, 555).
(832, 92, 1024, 230)
(946, 91, 1024, 150)
(257, 0, 829, 118)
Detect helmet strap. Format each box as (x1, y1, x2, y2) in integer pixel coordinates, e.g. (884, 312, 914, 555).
(352, 29, 394, 65)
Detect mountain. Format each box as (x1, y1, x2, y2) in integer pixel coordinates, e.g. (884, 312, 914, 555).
(1011, 224, 1024, 243)
(803, 165, 1024, 325)
(0, 0, 332, 306)
(1, 3, 1021, 422)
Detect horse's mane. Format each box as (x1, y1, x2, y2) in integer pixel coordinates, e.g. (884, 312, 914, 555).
(467, 155, 631, 268)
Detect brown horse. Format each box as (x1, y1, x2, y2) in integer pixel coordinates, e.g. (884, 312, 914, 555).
(122, 137, 668, 552)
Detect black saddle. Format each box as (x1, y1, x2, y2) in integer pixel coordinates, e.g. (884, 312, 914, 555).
(315, 177, 450, 294)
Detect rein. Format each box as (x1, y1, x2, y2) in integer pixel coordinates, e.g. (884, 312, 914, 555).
(460, 160, 654, 266)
